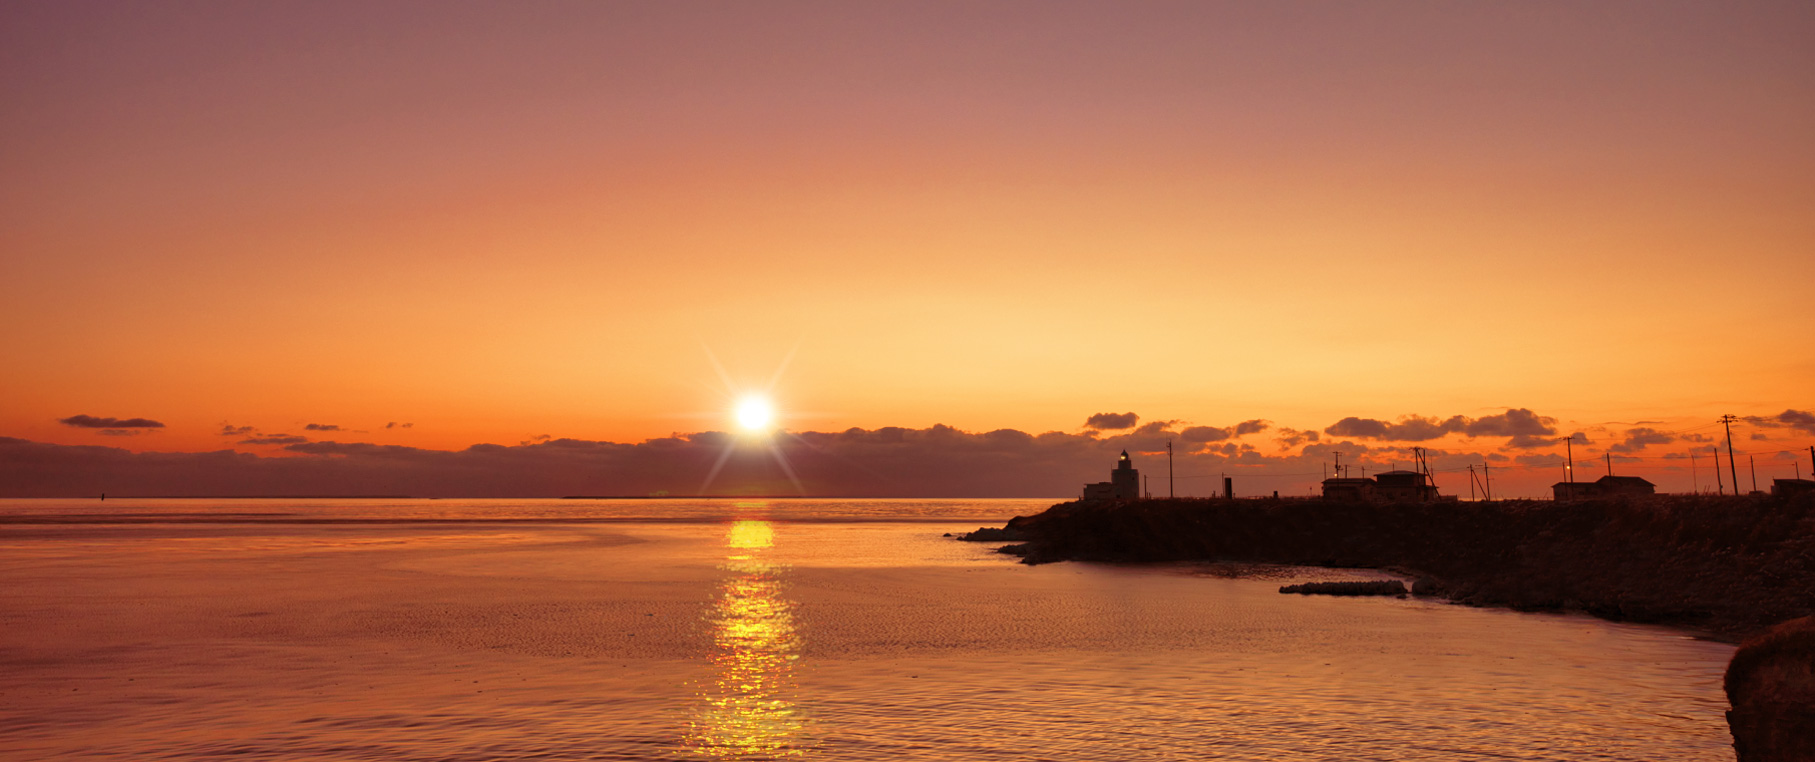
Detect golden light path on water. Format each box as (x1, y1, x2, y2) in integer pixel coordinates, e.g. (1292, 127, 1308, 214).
(685, 513, 807, 758)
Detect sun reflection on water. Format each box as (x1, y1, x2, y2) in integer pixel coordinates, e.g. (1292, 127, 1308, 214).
(685, 517, 807, 758)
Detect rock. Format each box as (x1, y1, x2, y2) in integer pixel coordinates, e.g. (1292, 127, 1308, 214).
(1278, 580, 1408, 597)
(956, 526, 1028, 542)
(1726, 615, 1815, 762)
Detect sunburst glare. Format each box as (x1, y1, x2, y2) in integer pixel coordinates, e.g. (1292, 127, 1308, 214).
(735, 396, 775, 433)
(697, 345, 808, 496)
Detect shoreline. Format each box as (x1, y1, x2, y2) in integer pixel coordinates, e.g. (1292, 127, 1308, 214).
(962, 493, 1815, 642)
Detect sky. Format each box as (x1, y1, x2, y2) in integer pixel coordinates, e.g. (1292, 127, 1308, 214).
(3, 1, 1812, 497)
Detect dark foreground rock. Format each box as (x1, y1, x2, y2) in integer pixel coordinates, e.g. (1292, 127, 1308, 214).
(1279, 580, 1408, 597)
(955, 526, 1029, 542)
(971, 493, 1815, 640)
(1726, 616, 1815, 761)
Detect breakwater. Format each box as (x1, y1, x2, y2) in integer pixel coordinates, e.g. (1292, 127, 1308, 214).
(967, 493, 1815, 640)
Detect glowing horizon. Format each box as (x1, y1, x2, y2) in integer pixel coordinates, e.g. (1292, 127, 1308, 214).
(1, 3, 1810, 493)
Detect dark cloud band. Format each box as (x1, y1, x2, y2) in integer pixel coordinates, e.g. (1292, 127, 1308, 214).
(59, 414, 165, 429)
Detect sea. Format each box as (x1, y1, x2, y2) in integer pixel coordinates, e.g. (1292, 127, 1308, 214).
(0, 498, 1736, 760)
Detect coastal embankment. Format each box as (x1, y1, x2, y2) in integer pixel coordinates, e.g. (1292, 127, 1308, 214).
(965, 494, 1815, 640)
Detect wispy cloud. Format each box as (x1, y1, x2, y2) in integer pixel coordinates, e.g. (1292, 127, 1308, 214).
(58, 414, 164, 429)
(241, 435, 309, 446)
(1608, 427, 1675, 453)
(1743, 409, 1815, 435)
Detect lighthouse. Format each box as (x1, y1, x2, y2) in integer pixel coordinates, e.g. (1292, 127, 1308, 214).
(1083, 450, 1142, 502)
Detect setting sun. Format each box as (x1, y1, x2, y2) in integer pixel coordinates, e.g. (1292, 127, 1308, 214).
(735, 397, 775, 432)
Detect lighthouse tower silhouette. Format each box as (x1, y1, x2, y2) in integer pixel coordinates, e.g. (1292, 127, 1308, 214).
(1083, 450, 1142, 502)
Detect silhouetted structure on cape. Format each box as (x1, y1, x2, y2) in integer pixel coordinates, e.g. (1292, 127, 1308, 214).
(1082, 450, 1140, 502)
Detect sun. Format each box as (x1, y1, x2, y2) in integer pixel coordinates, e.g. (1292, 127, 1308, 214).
(735, 396, 775, 432)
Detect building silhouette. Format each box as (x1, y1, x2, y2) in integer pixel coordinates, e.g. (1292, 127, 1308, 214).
(1771, 478, 1815, 498)
(1320, 477, 1376, 501)
(1552, 474, 1656, 500)
(1321, 470, 1440, 502)
(1373, 470, 1439, 502)
(1083, 450, 1141, 502)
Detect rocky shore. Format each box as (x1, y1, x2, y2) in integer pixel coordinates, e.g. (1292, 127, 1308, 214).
(963, 493, 1815, 641)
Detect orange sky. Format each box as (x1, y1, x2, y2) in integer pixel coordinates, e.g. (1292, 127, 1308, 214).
(2, 2, 1811, 477)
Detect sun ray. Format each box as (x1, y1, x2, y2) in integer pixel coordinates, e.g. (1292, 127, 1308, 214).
(763, 340, 801, 394)
(700, 343, 738, 400)
(698, 441, 739, 496)
(767, 443, 806, 496)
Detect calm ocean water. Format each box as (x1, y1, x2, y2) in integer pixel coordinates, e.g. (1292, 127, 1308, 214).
(0, 499, 1735, 760)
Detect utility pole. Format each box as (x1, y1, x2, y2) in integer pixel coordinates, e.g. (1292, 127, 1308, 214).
(1333, 451, 1343, 479)
(1716, 450, 1725, 495)
(1468, 465, 1477, 501)
(1605, 452, 1613, 477)
(1690, 449, 1698, 494)
(1560, 436, 1575, 486)
(1750, 455, 1757, 494)
(1720, 414, 1741, 498)
(1484, 462, 1492, 501)
(1167, 440, 1174, 499)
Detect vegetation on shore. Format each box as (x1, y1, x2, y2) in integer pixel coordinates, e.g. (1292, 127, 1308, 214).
(964, 493, 1815, 641)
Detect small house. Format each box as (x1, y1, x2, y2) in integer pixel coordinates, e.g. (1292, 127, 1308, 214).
(1553, 474, 1655, 500)
(1772, 478, 1815, 498)
(1374, 470, 1439, 502)
(1320, 477, 1377, 501)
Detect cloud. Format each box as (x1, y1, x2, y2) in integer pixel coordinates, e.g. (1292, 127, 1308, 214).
(1321, 408, 1557, 443)
(1608, 427, 1675, 453)
(1513, 453, 1559, 466)
(1274, 428, 1319, 449)
(219, 424, 255, 437)
(1179, 419, 1269, 445)
(240, 435, 308, 446)
(0, 420, 1588, 500)
(97, 429, 143, 437)
(1743, 409, 1815, 435)
(1783, 410, 1815, 434)
(384, 422, 415, 429)
(1505, 434, 1556, 449)
(1461, 409, 1558, 438)
(1324, 415, 1452, 441)
(1084, 412, 1139, 430)
(521, 434, 553, 446)
(304, 423, 342, 432)
(1234, 419, 1270, 436)
(59, 414, 165, 429)
(1180, 426, 1230, 443)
